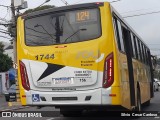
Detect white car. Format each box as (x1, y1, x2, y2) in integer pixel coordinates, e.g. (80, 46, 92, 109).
(4, 84, 16, 102)
(154, 79, 160, 86)
(154, 80, 159, 92)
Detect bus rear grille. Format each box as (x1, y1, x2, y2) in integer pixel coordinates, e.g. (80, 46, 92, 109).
(52, 97, 78, 101)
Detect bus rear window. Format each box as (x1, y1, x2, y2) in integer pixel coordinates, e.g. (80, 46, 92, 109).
(25, 8, 101, 46)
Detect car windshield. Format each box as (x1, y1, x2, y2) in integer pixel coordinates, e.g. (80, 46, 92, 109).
(25, 8, 101, 46)
(8, 84, 16, 93)
(9, 84, 16, 90)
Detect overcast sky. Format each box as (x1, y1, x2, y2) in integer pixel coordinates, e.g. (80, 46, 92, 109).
(0, 0, 160, 56)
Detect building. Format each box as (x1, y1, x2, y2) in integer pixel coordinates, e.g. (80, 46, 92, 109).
(0, 43, 15, 93)
(0, 72, 9, 94)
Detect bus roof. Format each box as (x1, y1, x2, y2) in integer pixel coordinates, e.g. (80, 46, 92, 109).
(22, 2, 104, 20)
(21, 2, 149, 49)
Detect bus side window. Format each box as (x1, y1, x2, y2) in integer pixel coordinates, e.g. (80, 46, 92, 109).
(113, 17, 121, 51)
(143, 46, 146, 64)
(121, 24, 132, 54)
(130, 33, 136, 58)
(141, 44, 146, 64)
(133, 35, 138, 59)
(135, 38, 140, 60)
(139, 41, 144, 63)
(145, 48, 149, 65)
(144, 46, 148, 65)
(138, 40, 143, 62)
(117, 20, 125, 53)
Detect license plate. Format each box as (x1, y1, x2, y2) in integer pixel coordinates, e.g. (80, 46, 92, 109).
(53, 77, 74, 85)
(10, 96, 15, 98)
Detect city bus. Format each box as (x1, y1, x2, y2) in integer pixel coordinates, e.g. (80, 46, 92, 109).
(17, 2, 154, 115)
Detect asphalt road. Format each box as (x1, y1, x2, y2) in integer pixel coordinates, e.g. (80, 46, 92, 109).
(1, 90, 160, 120)
(0, 94, 8, 110)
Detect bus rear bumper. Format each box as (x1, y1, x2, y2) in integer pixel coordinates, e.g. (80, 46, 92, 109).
(25, 88, 112, 105)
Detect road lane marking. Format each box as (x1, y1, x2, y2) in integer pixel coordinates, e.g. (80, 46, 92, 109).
(46, 118, 55, 120)
(154, 116, 160, 119)
(1, 109, 11, 111)
(8, 102, 12, 106)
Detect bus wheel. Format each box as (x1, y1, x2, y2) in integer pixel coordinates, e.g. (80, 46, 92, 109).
(143, 100, 150, 106)
(136, 89, 142, 111)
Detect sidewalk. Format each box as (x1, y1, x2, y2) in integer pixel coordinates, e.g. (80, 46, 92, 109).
(0, 94, 30, 111)
(0, 104, 31, 111)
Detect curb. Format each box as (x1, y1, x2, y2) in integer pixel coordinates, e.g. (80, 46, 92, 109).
(8, 102, 21, 107)
(0, 106, 31, 112)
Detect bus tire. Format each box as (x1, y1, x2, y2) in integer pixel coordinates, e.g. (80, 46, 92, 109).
(143, 100, 150, 106)
(135, 89, 142, 111)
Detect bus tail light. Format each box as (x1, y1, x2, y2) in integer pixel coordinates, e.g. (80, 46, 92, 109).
(20, 61, 30, 91)
(103, 53, 114, 88)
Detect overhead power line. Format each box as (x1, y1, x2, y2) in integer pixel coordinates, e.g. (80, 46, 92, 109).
(0, 23, 12, 26)
(123, 10, 160, 18)
(0, 35, 11, 39)
(151, 49, 160, 51)
(148, 44, 160, 45)
(0, 30, 10, 35)
(0, 4, 10, 8)
(73, 0, 83, 4)
(60, 0, 69, 5)
(121, 6, 160, 15)
(73, 0, 121, 4)
(0, 17, 10, 23)
(111, 0, 122, 3)
(2, 7, 10, 19)
(0, 28, 9, 32)
(38, 0, 51, 8)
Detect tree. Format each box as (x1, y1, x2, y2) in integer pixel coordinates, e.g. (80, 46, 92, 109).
(0, 42, 4, 53)
(153, 57, 160, 79)
(156, 58, 160, 65)
(23, 5, 55, 14)
(0, 42, 13, 72)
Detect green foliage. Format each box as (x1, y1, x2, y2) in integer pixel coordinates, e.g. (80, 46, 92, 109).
(0, 42, 13, 72)
(154, 57, 160, 79)
(156, 58, 160, 65)
(154, 70, 160, 80)
(0, 55, 13, 72)
(24, 5, 55, 14)
(0, 42, 4, 53)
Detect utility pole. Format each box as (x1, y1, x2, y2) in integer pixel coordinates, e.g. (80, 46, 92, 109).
(10, 0, 20, 103)
(11, 0, 17, 65)
(10, 0, 27, 104)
